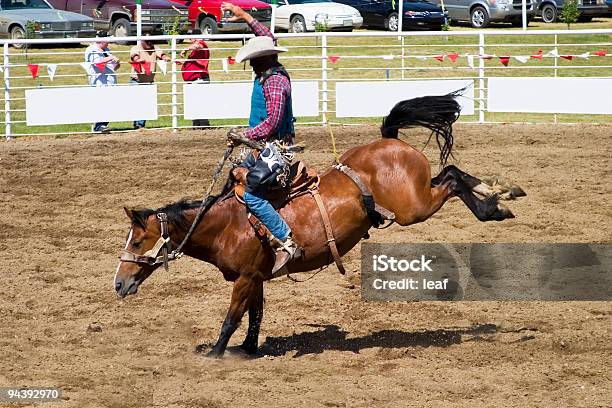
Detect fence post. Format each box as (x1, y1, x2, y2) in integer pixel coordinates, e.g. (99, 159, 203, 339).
(3, 42, 11, 140)
(321, 33, 328, 127)
(171, 36, 178, 132)
(401, 35, 405, 80)
(478, 32, 485, 123)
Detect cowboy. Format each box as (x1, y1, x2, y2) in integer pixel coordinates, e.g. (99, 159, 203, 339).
(221, 2, 299, 275)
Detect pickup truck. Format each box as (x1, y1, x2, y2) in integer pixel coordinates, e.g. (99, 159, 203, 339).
(47, 0, 189, 37)
(174, 0, 272, 34)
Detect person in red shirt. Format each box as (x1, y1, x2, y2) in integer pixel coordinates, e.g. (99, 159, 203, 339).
(179, 29, 211, 128)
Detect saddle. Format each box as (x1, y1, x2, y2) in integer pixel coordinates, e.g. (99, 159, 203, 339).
(232, 161, 320, 208)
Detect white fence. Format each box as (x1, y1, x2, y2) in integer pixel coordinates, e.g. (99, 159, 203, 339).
(1, 28, 611, 138)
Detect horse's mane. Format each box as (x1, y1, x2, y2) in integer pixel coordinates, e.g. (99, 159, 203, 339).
(130, 174, 236, 231)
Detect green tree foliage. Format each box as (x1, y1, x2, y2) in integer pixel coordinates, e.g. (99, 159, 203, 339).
(560, 0, 580, 30)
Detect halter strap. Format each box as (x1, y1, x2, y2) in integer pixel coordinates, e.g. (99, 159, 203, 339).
(120, 213, 176, 271)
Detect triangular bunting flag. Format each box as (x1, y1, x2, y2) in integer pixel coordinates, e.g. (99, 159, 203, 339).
(130, 61, 142, 73)
(560, 55, 573, 60)
(382, 55, 394, 60)
(546, 48, 559, 58)
(434, 55, 444, 62)
(594, 50, 607, 57)
(479, 54, 494, 60)
(466, 55, 474, 68)
(447, 53, 459, 63)
(514, 56, 529, 64)
(95, 62, 106, 71)
(578, 52, 590, 59)
(79, 62, 91, 72)
(28, 64, 39, 79)
(142, 61, 152, 75)
(499, 56, 510, 67)
(227, 56, 235, 65)
(47, 64, 57, 81)
(328, 55, 340, 63)
(157, 60, 167, 75)
(415, 55, 428, 61)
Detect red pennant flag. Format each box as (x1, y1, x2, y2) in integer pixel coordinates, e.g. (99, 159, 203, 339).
(142, 61, 152, 75)
(328, 55, 340, 64)
(130, 61, 142, 73)
(227, 56, 235, 65)
(594, 50, 607, 57)
(28, 64, 38, 79)
(95, 62, 106, 71)
(447, 53, 459, 63)
(499, 56, 510, 67)
(560, 55, 573, 60)
(434, 55, 444, 62)
(531, 49, 543, 60)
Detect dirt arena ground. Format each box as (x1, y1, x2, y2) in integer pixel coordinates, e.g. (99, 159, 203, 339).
(1, 124, 611, 408)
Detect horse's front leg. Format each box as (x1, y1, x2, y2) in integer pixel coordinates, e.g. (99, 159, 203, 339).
(239, 280, 264, 355)
(205, 275, 255, 358)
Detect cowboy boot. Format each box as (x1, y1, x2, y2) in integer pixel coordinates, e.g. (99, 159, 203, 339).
(271, 236, 301, 276)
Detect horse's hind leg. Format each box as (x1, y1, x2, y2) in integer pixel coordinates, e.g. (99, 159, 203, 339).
(239, 281, 264, 355)
(204, 276, 257, 358)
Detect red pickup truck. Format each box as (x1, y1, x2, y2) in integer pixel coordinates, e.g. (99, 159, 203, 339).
(174, 0, 272, 34)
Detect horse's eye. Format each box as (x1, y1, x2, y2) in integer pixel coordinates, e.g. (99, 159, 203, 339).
(132, 241, 142, 250)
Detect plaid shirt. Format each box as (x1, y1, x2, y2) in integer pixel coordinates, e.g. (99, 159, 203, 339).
(244, 19, 292, 141)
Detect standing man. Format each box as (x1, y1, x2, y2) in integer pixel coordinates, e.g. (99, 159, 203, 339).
(130, 37, 171, 129)
(85, 30, 120, 133)
(179, 28, 211, 128)
(221, 2, 298, 275)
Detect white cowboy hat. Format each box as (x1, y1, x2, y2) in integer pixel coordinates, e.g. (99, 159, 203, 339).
(235, 36, 288, 63)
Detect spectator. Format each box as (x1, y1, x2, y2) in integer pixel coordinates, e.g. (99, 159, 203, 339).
(130, 37, 170, 129)
(179, 29, 211, 128)
(85, 30, 120, 133)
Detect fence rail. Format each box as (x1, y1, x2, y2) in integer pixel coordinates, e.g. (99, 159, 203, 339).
(1, 29, 611, 139)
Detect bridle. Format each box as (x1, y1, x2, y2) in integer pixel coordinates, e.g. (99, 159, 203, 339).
(119, 213, 180, 271)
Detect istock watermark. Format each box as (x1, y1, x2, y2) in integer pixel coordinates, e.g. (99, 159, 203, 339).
(361, 243, 612, 301)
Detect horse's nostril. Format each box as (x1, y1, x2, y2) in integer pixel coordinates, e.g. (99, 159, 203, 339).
(115, 282, 122, 292)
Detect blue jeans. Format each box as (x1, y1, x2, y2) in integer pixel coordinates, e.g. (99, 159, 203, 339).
(130, 79, 146, 128)
(243, 192, 291, 241)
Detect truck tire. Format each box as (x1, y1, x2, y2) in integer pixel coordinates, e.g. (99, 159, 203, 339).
(541, 4, 558, 23)
(290, 15, 306, 33)
(385, 12, 399, 31)
(200, 17, 219, 35)
(470, 6, 490, 28)
(112, 18, 131, 38)
(10, 26, 26, 49)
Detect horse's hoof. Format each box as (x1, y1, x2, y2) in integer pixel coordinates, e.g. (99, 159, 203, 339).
(238, 343, 259, 356)
(510, 185, 526, 198)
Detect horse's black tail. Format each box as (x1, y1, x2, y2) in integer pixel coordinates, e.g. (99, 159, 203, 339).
(380, 89, 463, 167)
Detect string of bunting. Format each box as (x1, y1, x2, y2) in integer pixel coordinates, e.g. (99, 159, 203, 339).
(15, 48, 611, 80)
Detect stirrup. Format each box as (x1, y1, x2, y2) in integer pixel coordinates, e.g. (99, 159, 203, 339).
(271, 237, 301, 276)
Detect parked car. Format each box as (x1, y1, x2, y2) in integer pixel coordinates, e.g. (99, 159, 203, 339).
(0, 0, 95, 47)
(335, 0, 447, 31)
(174, 0, 271, 34)
(47, 0, 189, 38)
(261, 0, 363, 32)
(535, 0, 608, 23)
(428, 0, 535, 28)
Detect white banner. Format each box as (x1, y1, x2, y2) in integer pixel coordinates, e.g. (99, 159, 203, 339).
(488, 77, 612, 114)
(335, 80, 475, 117)
(183, 81, 319, 120)
(26, 85, 158, 126)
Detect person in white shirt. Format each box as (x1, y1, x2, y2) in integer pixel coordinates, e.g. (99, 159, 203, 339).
(84, 31, 120, 133)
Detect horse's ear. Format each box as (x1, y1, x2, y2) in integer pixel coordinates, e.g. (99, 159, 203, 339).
(124, 207, 134, 221)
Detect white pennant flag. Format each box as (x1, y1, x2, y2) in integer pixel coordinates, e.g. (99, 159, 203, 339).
(79, 62, 91, 73)
(546, 48, 559, 58)
(157, 59, 167, 75)
(578, 52, 590, 59)
(514, 56, 529, 64)
(382, 55, 394, 60)
(0, 65, 4, 73)
(467, 55, 474, 68)
(222, 57, 229, 73)
(47, 64, 57, 81)
(415, 55, 428, 61)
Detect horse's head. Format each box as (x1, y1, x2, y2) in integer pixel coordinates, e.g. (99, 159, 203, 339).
(114, 207, 170, 298)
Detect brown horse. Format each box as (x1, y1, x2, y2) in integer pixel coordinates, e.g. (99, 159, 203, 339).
(114, 93, 520, 357)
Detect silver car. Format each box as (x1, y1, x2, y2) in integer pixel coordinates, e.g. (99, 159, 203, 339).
(429, 0, 535, 27)
(0, 0, 95, 48)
